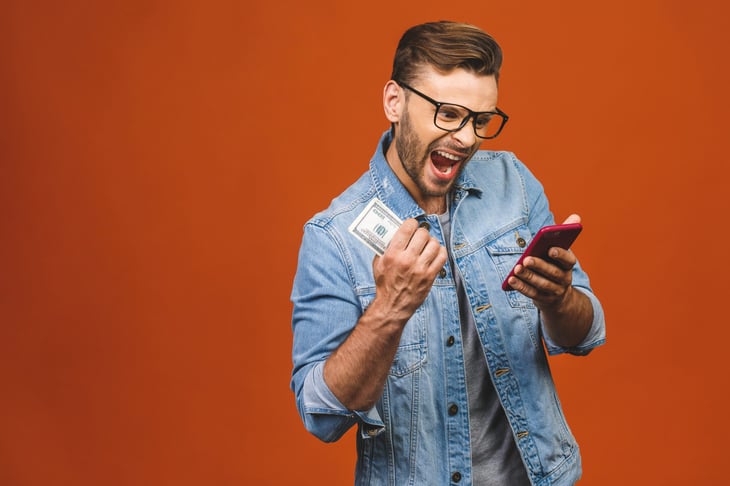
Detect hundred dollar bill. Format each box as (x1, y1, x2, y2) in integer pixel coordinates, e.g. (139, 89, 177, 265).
(348, 198, 403, 255)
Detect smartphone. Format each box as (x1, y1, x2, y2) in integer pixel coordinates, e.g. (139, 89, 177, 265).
(501, 223, 583, 291)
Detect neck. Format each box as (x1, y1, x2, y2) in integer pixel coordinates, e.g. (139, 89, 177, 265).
(422, 197, 448, 215)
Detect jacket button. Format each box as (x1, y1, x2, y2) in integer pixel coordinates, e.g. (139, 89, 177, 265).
(418, 221, 431, 231)
(517, 236, 527, 248)
(451, 472, 462, 482)
(448, 404, 458, 416)
(446, 335, 455, 346)
(439, 268, 447, 278)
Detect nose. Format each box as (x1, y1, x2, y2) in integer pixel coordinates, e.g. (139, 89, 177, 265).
(450, 116, 478, 147)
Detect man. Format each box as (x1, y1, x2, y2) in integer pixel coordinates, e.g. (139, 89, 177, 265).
(290, 21, 605, 486)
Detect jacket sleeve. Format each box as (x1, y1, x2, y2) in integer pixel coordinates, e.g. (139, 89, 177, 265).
(289, 222, 385, 442)
(542, 285, 606, 356)
(515, 155, 607, 356)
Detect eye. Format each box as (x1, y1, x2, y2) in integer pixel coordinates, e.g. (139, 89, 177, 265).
(474, 114, 493, 129)
(436, 105, 466, 124)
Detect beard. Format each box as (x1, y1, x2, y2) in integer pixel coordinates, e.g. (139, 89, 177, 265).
(394, 105, 474, 200)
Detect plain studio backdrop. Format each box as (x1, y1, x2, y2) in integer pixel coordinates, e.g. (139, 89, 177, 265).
(1, 1, 728, 484)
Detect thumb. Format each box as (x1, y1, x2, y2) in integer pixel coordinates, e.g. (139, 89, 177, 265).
(561, 213, 582, 225)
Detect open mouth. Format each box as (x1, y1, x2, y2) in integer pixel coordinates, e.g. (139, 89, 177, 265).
(430, 150, 463, 178)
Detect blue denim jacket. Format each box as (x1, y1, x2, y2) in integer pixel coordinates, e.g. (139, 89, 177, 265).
(290, 131, 606, 486)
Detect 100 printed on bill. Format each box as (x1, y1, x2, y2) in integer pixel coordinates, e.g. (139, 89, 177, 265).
(348, 198, 403, 255)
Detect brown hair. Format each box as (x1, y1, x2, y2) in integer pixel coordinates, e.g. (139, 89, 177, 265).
(391, 21, 503, 85)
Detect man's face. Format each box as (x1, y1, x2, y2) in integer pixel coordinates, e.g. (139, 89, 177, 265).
(385, 67, 499, 213)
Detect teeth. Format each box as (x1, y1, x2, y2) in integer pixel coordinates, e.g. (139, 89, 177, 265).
(441, 165, 452, 174)
(436, 150, 461, 161)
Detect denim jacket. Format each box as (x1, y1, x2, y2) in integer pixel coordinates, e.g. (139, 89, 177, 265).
(290, 131, 606, 486)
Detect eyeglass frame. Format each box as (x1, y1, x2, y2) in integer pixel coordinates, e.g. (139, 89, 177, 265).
(396, 81, 509, 139)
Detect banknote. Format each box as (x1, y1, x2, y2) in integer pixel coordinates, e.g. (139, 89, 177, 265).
(348, 198, 403, 255)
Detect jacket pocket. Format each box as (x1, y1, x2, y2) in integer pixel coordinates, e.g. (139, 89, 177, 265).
(357, 289, 427, 377)
(485, 225, 536, 309)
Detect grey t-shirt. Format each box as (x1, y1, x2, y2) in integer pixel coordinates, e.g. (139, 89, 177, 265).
(438, 210, 531, 486)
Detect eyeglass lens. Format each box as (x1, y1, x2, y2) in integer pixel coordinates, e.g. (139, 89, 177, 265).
(435, 104, 503, 139)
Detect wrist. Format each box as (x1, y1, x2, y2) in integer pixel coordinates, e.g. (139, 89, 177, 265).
(363, 296, 411, 333)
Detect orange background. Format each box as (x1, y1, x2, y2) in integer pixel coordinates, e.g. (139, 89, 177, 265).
(2, 1, 729, 484)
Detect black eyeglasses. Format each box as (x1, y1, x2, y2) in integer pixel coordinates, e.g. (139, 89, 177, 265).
(397, 81, 509, 139)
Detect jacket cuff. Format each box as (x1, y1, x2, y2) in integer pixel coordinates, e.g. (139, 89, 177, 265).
(543, 286, 606, 356)
(301, 362, 385, 441)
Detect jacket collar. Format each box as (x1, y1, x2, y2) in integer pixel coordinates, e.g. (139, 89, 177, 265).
(368, 130, 482, 219)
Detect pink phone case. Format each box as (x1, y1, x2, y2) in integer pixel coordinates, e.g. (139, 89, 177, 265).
(501, 223, 583, 291)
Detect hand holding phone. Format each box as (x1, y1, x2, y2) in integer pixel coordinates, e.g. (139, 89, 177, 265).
(501, 223, 583, 291)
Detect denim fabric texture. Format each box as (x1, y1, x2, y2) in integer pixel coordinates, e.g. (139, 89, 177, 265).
(290, 130, 606, 486)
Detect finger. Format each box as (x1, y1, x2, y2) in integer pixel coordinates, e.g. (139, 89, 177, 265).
(507, 274, 536, 299)
(387, 219, 419, 252)
(404, 227, 432, 256)
(416, 243, 447, 281)
(510, 275, 567, 306)
(511, 273, 560, 303)
(506, 267, 544, 298)
(419, 237, 447, 268)
(519, 258, 572, 288)
(515, 266, 564, 294)
(561, 213, 581, 225)
(544, 247, 577, 270)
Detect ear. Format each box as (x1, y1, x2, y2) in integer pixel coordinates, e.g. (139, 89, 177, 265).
(383, 80, 403, 123)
